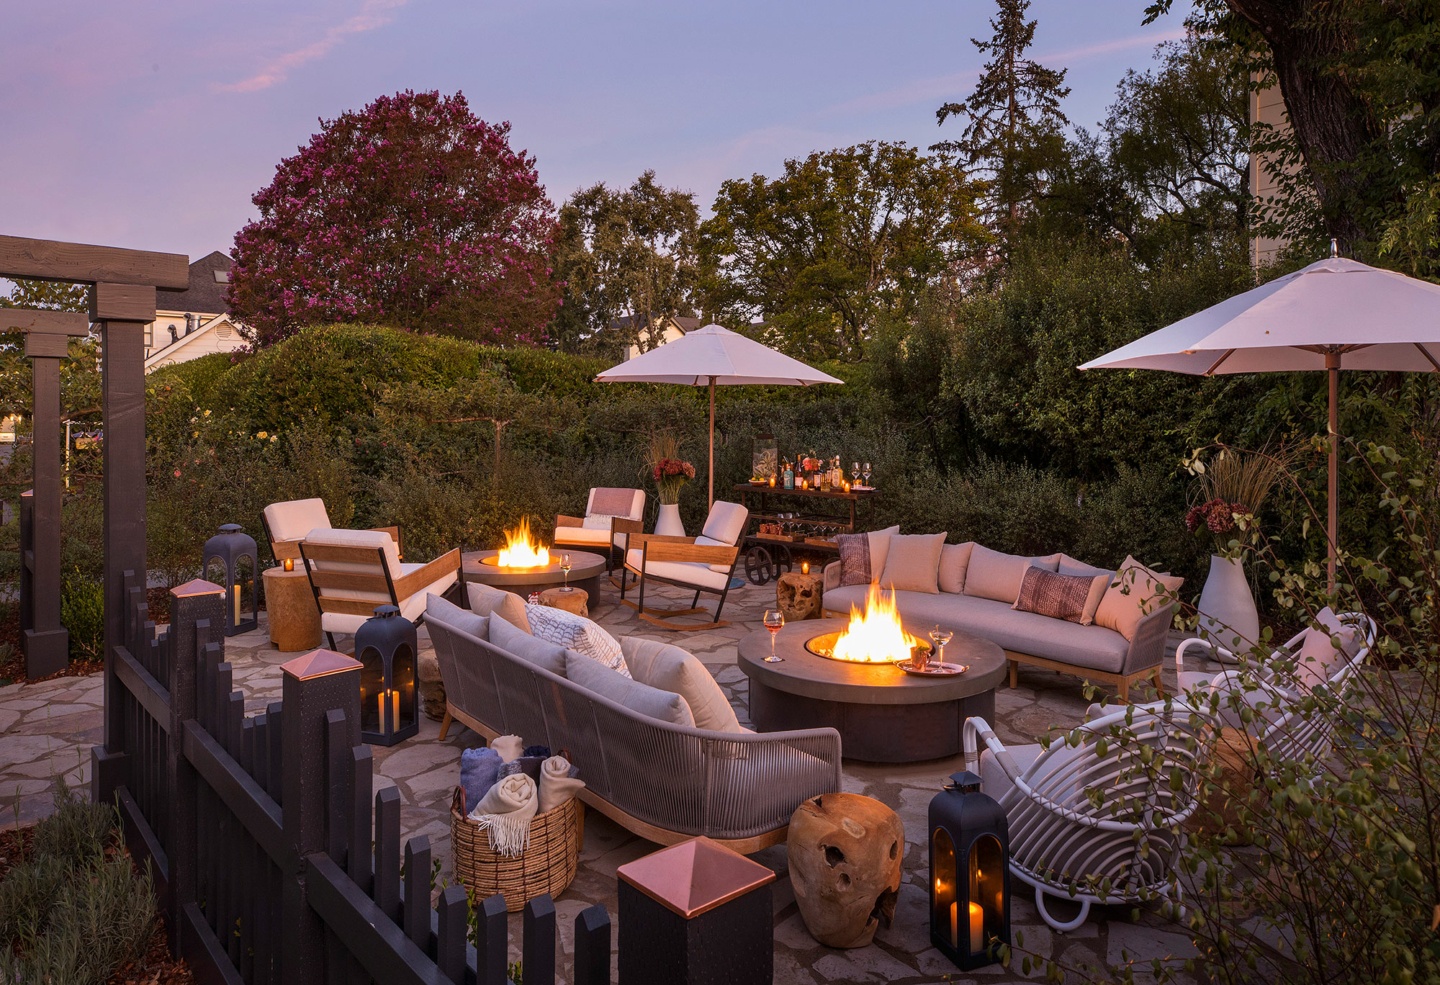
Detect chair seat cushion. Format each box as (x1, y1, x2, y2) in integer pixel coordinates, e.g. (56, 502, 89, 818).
(526, 604, 630, 677)
(554, 526, 612, 546)
(564, 651, 695, 727)
(626, 549, 731, 591)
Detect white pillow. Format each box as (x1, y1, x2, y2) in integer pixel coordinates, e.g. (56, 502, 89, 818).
(879, 532, 947, 594)
(867, 525, 901, 580)
(525, 603, 630, 678)
(582, 513, 619, 530)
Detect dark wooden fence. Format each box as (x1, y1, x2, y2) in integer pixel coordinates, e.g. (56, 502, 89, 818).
(98, 576, 612, 984)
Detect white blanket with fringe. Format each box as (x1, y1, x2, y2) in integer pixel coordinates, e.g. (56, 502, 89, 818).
(467, 773, 538, 856)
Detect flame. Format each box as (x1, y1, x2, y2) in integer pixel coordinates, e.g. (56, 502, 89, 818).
(496, 517, 551, 568)
(829, 582, 922, 663)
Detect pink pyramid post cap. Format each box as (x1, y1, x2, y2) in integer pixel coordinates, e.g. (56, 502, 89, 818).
(281, 648, 361, 681)
(172, 578, 225, 598)
(617, 836, 775, 919)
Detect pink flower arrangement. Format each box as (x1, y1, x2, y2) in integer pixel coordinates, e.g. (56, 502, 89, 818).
(1185, 497, 1248, 537)
(652, 457, 696, 504)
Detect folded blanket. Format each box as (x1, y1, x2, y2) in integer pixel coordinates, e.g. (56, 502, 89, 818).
(524, 744, 552, 759)
(539, 755, 585, 814)
(459, 747, 502, 812)
(590, 487, 636, 517)
(490, 734, 524, 763)
(468, 773, 539, 857)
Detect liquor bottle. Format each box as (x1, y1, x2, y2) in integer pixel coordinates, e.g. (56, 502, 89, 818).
(783, 458, 794, 490)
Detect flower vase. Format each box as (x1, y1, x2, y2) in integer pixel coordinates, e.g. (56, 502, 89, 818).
(1197, 554, 1259, 660)
(655, 502, 685, 537)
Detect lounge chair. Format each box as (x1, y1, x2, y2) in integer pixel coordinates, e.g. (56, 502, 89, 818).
(621, 500, 748, 630)
(262, 497, 401, 564)
(553, 487, 646, 574)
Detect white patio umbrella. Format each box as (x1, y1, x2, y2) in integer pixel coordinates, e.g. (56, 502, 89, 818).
(595, 323, 842, 507)
(1079, 252, 1440, 589)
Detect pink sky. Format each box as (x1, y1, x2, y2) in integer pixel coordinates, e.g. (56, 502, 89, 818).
(0, 0, 1189, 263)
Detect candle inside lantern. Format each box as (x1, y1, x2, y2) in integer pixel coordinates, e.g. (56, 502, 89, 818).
(392, 689, 400, 728)
(283, 557, 294, 572)
(801, 560, 810, 575)
(949, 901, 957, 947)
(969, 901, 983, 953)
(769, 475, 776, 487)
(377, 691, 386, 730)
(232, 583, 241, 624)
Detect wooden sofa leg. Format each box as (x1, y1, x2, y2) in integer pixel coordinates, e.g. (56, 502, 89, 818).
(1118, 678, 1129, 702)
(439, 709, 453, 741)
(1008, 660, 1018, 689)
(1152, 668, 1165, 697)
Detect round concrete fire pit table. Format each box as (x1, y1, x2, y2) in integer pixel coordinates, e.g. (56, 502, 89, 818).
(738, 618, 1007, 763)
(461, 548, 606, 602)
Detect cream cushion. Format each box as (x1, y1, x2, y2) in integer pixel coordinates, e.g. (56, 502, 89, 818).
(700, 501, 749, 546)
(490, 612, 568, 677)
(581, 513, 619, 530)
(1094, 556, 1183, 641)
(265, 497, 331, 546)
(963, 545, 1060, 604)
(937, 542, 975, 594)
(426, 593, 488, 640)
(467, 581, 532, 634)
(565, 651, 695, 727)
(304, 526, 401, 577)
(1293, 607, 1358, 689)
(525, 603, 630, 677)
(625, 548, 732, 590)
(554, 525, 612, 547)
(879, 532, 947, 594)
(867, 525, 901, 580)
(621, 638, 746, 733)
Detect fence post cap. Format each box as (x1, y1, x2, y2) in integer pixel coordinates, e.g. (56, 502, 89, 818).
(281, 648, 362, 681)
(171, 578, 226, 598)
(617, 836, 776, 919)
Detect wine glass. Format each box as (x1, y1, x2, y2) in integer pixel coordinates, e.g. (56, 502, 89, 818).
(862, 462, 872, 486)
(929, 625, 954, 665)
(560, 553, 573, 591)
(763, 610, 785, 662)
(851, 461, 861, 485)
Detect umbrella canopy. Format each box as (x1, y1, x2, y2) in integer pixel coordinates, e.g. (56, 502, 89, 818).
(595, 324, 842, 507)
(1079, 255, 1440, 589)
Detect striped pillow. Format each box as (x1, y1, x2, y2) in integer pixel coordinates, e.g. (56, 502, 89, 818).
(1013, 566, 1101, 623)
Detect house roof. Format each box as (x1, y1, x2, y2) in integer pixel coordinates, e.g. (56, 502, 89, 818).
(611, 314, 701, 334)
(155, 251, 233, 315)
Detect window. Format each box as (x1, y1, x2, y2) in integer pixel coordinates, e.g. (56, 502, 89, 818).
(213, 270, 230, 284)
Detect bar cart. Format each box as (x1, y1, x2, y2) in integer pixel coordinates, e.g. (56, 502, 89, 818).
(732, 482, 878, 584)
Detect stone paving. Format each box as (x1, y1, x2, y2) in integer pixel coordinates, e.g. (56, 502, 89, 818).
(0, 573, 1219, 984)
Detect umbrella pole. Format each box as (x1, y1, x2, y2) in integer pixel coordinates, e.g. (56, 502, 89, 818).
(708, 376, 716, 510)
(1327, 353, 1339, 594)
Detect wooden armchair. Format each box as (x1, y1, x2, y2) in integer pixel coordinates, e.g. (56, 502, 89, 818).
(298, 528, 459, 649)
(263, 497, 401, 564)
(553, 487, 647, 574)
(620, 501, 748, 631)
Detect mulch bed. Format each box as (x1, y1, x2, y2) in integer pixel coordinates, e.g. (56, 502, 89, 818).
(0, 825, 196, 985)
(0, 587, 176, 687)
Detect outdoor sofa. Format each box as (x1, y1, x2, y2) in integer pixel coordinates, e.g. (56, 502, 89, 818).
(824, 532, 1178, 700)
(426, 596, 842, 852)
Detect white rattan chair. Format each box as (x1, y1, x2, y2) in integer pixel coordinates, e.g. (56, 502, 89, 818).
(964, 700, 1215, 931)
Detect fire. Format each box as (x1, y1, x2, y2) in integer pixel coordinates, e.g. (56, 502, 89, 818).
(830, 582, 923, 663)
(496, 518, 551, 568)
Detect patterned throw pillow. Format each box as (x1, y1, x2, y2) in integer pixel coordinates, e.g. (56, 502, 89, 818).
(836, 532, 873, 587)
(1013, 566, 1100, 623)
(525, 603, 630, 678)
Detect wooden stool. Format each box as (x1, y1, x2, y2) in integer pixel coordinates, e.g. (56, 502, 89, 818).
(262, 566, 322, 652)
(788, 793, 904, 947)
(539, 586, 588, 617)
(776, 571, 824, 621)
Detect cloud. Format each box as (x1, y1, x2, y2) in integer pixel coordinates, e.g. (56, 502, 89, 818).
(218, 0, 408, 94)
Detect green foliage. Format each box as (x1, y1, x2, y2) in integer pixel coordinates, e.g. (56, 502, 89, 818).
(60, 572, 105, 663)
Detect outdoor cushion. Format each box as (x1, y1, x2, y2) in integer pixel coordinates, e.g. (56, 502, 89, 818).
(1055, 554, 1115, 625)
(426, 592, 488, 640)
(694, 534, 739, 574)
(564, 651, 695, 727)
(467, 581, 532, 634)
(621, 637, 745, 733)
(318, 561, 455, 636)
(264, 497, 331, 546)
(837, 525, 900, 587)
(581, 513, 620, 530)
(1094, 556, 1182, 641)
(525, 603, 630, 677)
(490, 613, 568, 677)
(700, 500, 749, 546)
(304, 527, 402, 578)
(1293, 607, 1358, 689)
(553, 525, 612, 546)
(1057, 554, 1114, 580)
(625, 549, 732, 590)
(880, 532, 947, 593)
(979, 743, 1045, 801)
(1014, 566, 1099, 623)
(867, 525, 901, 580)
(589, 487, 644, 519)
(963, 546, 1060, 604)
(937, 542, 975, 594)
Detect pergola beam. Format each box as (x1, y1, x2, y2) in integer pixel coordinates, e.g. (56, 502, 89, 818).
(1, 309, 90, 335)
(0, 234, 188, 289)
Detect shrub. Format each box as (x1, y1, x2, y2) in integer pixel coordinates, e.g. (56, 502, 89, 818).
(60, 572, 104, 662)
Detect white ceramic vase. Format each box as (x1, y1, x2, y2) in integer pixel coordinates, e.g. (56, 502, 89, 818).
(655, 502, 685, 537)
(1196, 554, 1259, 659)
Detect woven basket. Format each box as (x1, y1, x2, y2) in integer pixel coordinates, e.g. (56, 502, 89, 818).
(450, 787, 584, 912)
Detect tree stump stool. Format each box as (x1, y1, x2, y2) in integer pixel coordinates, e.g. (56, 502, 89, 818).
(261, 566, 321, 652)
(788, 792, 904, 948)
(776, 571, 823, 621)
(539, 587, 588, 617)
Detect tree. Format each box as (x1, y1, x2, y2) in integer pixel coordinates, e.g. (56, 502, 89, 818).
(229, 90, 560, 347)
(698, 141, 984, 360)
(551, 171, 700, 354)
(934, 0, 1071, 245)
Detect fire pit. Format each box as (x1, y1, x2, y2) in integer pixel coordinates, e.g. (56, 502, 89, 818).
(804, 582, 924, 664)
(481, 518, 553, 569)
(461, 520, 608, 600)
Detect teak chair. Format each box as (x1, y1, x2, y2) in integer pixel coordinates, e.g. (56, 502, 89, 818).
(553, 487, 646, 574)
(263, 497, 402, 564)
(298, 528, 460, 649)
(621, 500, 748, 631)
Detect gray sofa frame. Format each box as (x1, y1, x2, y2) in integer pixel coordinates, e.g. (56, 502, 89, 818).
(428, 618, 842, 852)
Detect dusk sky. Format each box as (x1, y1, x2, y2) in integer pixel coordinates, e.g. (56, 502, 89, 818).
(2, 1, 1194, 264)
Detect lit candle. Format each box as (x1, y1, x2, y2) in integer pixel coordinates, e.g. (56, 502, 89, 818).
(969, 901, 983, 953)
(283, 557, 294, 572)
(801, 560, 810, 575)
(377, 692, 386, 730)
(949, 901, 958, 947)
(391, 689, 400, 727)
(769, 475, 776, 487)
(233, 583, 241, 624)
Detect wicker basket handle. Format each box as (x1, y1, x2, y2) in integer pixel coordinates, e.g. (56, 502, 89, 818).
(451, 785, 466, 817)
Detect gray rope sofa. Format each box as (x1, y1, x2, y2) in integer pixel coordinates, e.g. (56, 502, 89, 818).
(427, 609, 842, 853)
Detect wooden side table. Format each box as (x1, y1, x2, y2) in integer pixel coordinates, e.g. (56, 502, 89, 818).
(776, 571, 824, 621)
(539, 586, 588, 617)
(262, 566, 322, 652)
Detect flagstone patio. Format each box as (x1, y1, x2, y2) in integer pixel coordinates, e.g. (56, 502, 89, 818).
(0, 575, 1211, 984)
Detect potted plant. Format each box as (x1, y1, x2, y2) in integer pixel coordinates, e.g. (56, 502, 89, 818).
(646, 433, 696, 536)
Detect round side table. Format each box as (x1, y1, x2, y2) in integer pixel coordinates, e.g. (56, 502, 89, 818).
(262, 566, 322, 652)
(538, 586, 589, 617)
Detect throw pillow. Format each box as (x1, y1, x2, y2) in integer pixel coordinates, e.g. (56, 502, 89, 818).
(426, 592, 489, 639)
(937, 542, 975, 594)
(489, 613, 567, 677)
(963, 545, 1061, 604)
(564, 651, 695, 727)
(1292, 607, 1359, 689)
(867, 525, 901, 580)
(1013, 566, 1101, 623)
(879, 532, 947, 594)
(836, 532, 873, 587)
(1093, 556, 1183, 641)
(621, 638, 745, 732)
(582, 513, 618, 530)
(525, 603, 630, 678)
(467, 582, 531, 633)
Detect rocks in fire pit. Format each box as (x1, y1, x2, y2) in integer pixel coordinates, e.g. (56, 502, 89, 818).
(787, 792, 903, 948)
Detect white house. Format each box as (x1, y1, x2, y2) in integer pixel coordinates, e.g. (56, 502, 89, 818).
(620, 314, 700, 360)
(144, 251, 248, 371)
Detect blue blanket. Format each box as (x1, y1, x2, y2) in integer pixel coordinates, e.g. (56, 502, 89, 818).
(459, 747, 502, 812)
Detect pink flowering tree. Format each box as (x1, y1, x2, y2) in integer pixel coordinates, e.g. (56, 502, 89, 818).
(229, 90, 560, 346)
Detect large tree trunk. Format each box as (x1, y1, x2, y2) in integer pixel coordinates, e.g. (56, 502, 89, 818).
(1224, 0, 1386, 252)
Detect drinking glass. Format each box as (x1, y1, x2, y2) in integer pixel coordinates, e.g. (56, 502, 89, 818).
(852, 461, 861, 484)
(560, 553, 573, 591)
(763, 610, 785, 662)
(929, 625, 954, 664)
(862, 462, 872, 486)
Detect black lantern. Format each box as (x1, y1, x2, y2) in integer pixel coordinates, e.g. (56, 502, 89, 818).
(929, 770, 1010, 970)
(356, 605, 418, 745)
(202, 523, 258, 636)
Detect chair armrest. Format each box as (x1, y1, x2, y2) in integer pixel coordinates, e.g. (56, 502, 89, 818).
(393, 548, 462, 599)
(962, 716, 1025, 780)
(643, 542, 739, 567)
(272, 539, 303, 562)
(611, 517, 643, 536)
(1120, 604, 1173, 676)
(628, 533, 696, 551)
(1175, 636, 1220, 673)
(556, 515, 583, 529)
(823, 560, 843, 592)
